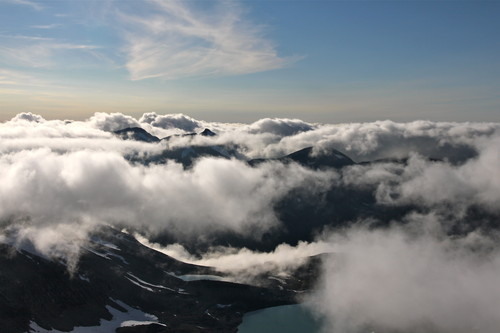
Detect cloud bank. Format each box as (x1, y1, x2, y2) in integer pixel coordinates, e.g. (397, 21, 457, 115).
(0, 148, 331, 238)
(1, 112, 500, 331)
(0, 112, 339, 262)
(307, 222, 500, 333)
(139, 112, 201, 132)
(1, 112, 498, 232)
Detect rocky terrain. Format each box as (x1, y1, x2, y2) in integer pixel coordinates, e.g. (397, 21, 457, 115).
(1, 226, 321, 333)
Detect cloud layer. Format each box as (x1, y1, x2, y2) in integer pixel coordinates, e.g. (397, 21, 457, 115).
(0, 147, 330, 237)
(1, 112, 498, 230)
(307, 222, 500, 333)
(1, 112, 500, 331)
(0, 112, 337, 260)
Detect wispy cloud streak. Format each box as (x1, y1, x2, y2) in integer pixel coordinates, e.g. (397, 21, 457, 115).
(31, 23, 62, 29)
(120, 0, 296, 80)
(0, 38, 100, 68)
(2, 0, 43, 11)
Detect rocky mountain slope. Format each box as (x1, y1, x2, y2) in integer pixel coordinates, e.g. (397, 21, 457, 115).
(1, 227, 318, 333)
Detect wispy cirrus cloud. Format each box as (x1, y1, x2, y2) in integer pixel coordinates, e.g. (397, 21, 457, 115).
(0, 35, 100, 68)
(119, 0, 297, 80)
(2, 0, 43, 11)
(31, 23, 62, 29)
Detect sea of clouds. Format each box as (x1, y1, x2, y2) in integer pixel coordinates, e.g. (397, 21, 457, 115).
(1, 112, 500, 332)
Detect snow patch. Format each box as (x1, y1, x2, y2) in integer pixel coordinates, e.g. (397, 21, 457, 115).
(125, 276, 154, 292)
(168, 272, 229, 282)
(216, 304, 232, 308)
(90, 237, 120, 251)
(120, 320, 166, 327)
(125, 273, 176, 292)
(79, 274, 90, 283)
(83, 246, 128, 265)
(29, 299, 160, 332)
(84, 247, 111, 260)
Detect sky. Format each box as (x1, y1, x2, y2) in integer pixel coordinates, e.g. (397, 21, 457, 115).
(0, 0, 499, 123)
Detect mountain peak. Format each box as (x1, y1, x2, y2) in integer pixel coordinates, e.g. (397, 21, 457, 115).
(200, 128, 216, 137)
(114, 127, 160, 143)
(284, 146, 355, 169)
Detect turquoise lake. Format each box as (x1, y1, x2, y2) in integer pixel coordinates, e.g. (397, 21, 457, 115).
(237, 303, 323, 333)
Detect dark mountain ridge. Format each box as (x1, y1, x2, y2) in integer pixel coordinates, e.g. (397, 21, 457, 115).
(114, 127, 161, 143)
(249, 146, 355, 170)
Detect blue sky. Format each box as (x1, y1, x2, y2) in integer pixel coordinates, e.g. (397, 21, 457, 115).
(0, 0, 499, 123)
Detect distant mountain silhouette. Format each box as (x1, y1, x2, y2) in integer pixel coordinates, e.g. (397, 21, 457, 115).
(114, 127, 160, 143)
(162, 128, 217, 141)
(249, 146, 354, 170)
